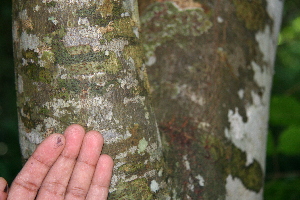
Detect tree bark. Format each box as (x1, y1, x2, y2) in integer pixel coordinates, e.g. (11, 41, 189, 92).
(13, 0, 283, 199)
(140, 0, 283, 199)
(12, 0, 166, 198)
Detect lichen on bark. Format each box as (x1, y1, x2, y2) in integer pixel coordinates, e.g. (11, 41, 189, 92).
(13, 0, 167, 197)
(13, 0, 282, 198)
(140, 0, 281, 199)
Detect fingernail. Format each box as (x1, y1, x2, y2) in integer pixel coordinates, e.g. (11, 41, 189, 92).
(55, 136, 64, 148)
(3, 184, 8, 193)
(57, 136, 62, 145)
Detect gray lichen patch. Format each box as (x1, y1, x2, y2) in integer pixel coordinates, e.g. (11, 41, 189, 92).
(20, 32, 40, 52)
(141, 1, 212, 57)
(63, 26, 103, 50)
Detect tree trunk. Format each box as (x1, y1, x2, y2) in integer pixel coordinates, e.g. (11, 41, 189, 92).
(12, 0, 166, 198)
(140, 0, 283, 199)
(13, 0, 283, 199)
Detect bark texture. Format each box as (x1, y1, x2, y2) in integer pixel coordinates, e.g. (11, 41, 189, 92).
(12, 0, 166, 198)
(13, 0, 283, 199)
(140, 0, 283, 199)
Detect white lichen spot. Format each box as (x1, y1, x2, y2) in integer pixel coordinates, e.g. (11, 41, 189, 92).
(175, 84, 205, 105)
(19, 9, 28, 20)
(158, 168, 163, 177)
(48, 16, 58, 25)
(101, 129, 126, 144)
(256, 0, 283, 65)
(115, 151, 128, 160)
(150, 180, 159, 192)
(183, 155, 191, 170)
(197, 122, 210, 131)
(34, 5, 40, 12)
(12, 21, 19, 43)
(190, 92, 205, 106)
(121, 12, 130, 17)
(43, 117, 59, 129)
(138, 138, 148, 153)
(145, 112, 149, 120)
(18, 120, 44, 159)
(18, 119, 43, 145)
(44, 98, 74, 117)
(225, 78, 271, 168)
(126, 175, 138, 182)
(128, 145, 138, 154)
(238, 89, 244, 99)
(109, 174, 118, 193)
(225, 175, 262, 200)
(225, 108, 246, 140)
(143, 170, 156, 178)
(195, 174, 205, 186)
(187, 176, 194, 191)
(21, 58, 28, 66)
(147, 142, 160, 162)
(119, 74, 138, 89)
(146, 55, 156, 66)
(17, 75, 24, 93)
(217, 16, 224, 23)
(123, 96, 145, 105)
(133, 27, 139, 38)
(64, 26, 102, 50)
(20, 32, 40, 52)
(64, 26, 128, 52)
(78, 17, 90, 26)
(60, 74, 67, 79)
(42, 0, 53, 3)
(105, 111, 113, 120)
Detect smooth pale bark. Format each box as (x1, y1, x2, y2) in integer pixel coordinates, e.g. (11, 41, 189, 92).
(12, 0, 166, 198)
(140, 0, 283, 199)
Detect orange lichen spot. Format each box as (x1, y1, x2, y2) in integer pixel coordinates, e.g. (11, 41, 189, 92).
(22, 19, 34, 30)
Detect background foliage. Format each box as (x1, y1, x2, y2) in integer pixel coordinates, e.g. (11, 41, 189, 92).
(265, 1, 300, 199)
(0, 1, 299, 198)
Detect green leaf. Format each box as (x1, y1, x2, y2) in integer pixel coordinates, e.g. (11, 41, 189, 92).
(267, 131, 276, 155)
(264, 178, 300, 200)
(270, 96, 300, 126)
(278, 126, 300, 155)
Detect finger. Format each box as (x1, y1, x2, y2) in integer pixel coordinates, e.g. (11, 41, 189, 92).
(0, 177, 8, 200)
(85, 154, 114, 200)
(36, 124, 85, 200)
(65, 131, 104, 200)
(8, 133, 65, 200)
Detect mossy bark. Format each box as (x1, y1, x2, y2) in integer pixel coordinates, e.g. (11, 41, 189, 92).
(12, 0, 166, 198)
(140, 0, 283, 199)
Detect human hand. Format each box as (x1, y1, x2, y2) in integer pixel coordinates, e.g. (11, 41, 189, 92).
(0, 124, 113, 200)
